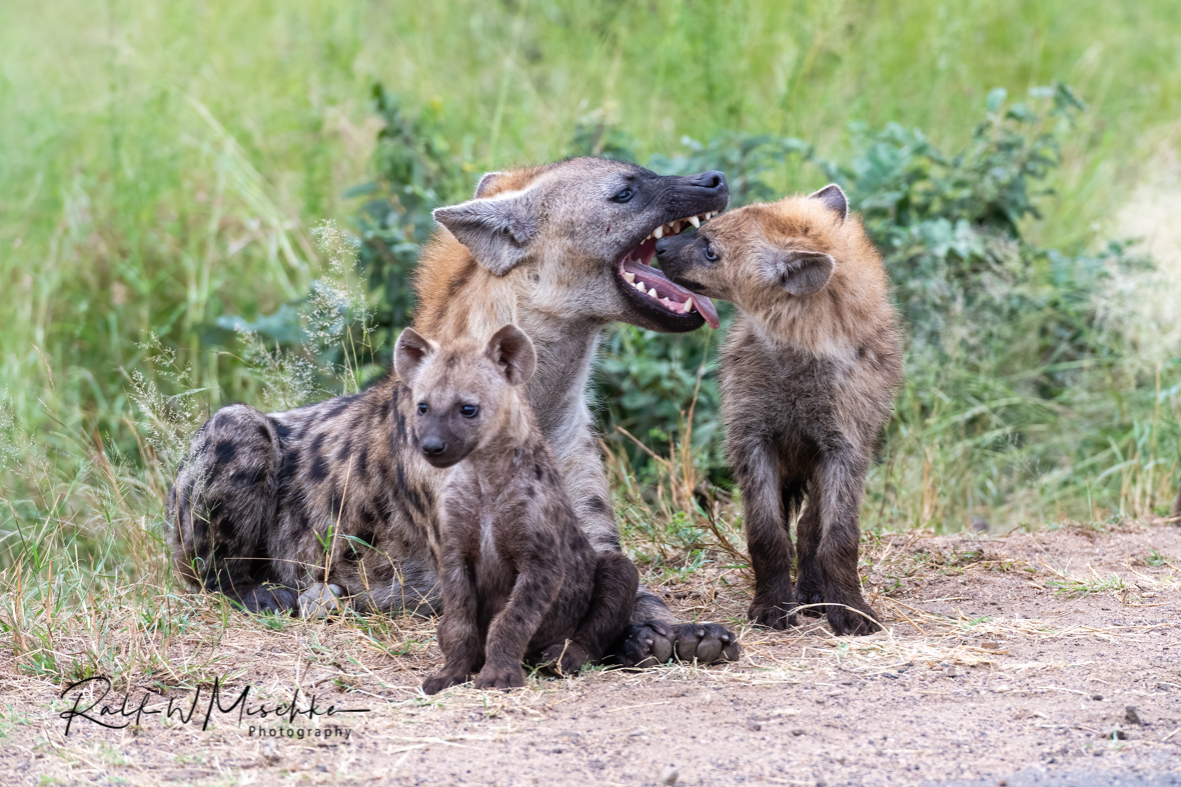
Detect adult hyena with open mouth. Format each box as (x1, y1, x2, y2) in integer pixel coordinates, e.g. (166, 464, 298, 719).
(169, 157, 739, 666)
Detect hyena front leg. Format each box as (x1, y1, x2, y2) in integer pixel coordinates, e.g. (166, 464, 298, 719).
(475, 561, 561, 691)
(170, 404, 296, 613)
(558, 423, 739, 666)
(736, 443, 799, 631)
(422, 560, 483, 695)
(1174, 481, 1181, 524)
(810, 451, 880, 636)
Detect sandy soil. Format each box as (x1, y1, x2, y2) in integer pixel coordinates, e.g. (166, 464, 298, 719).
(2, 521, 1179, 786)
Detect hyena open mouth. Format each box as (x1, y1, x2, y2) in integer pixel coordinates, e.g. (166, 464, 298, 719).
(615, 211, 721, 329)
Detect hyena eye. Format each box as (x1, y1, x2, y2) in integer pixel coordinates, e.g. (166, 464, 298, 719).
(610, 187, 634, 203)
(459, 404, 479, 418)
(704, 241, 719, 262)
(417, 402, 428, 415)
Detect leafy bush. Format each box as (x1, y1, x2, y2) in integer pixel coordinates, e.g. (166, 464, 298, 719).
(214, 82, 1175, 527)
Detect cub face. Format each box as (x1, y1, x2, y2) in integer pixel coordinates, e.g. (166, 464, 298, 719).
(653, 185, 850, 313)
(395, 324, 537, 469)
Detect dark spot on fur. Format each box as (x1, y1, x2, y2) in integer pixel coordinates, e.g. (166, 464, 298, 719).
(357, 446, 369, 476)
(274, 421, 293, 441)
(214, 440, 237, 465)
(216, 515, 238, 546)
(309, 453, 329, 482)
(322, 394, 361, 420)
(586, 497, 610, 515)
(294, 510, 311, 534)
(446, 258, 477, 302)
(232, 466, 269, 486)
(336, 437, 353, 462)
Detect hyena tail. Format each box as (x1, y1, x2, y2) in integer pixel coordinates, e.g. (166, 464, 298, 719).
(168, 404, 296, 613)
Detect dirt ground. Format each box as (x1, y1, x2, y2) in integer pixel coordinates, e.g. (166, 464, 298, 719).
(2, 521, 1179, 787)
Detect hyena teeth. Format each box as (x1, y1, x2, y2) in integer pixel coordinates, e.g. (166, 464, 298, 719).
(652, 225, 664, 240)
(684, 297, 696, 314)
(688, 215, 701, 228)
(623, 271, 636, 284)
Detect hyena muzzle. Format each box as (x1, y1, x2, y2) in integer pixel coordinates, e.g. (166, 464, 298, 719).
(170, 156, 739, 666)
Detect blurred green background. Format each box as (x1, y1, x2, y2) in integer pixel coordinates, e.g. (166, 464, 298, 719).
(1, 0, 1180, 568)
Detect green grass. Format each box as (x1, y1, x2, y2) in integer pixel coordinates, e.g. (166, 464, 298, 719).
(0, 0, 1179, 671)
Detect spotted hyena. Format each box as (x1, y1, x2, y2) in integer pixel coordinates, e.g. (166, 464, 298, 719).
(655, 185, 904, 635)
(392, 324, 639, 693)
(169, 157, 740, 666)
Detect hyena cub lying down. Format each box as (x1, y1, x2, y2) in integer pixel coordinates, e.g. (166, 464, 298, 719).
(656, 185, 903, 635)
(393, 324, 640, 693)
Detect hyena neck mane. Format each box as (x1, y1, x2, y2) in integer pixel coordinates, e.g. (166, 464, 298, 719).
(412, 233, 604, 438)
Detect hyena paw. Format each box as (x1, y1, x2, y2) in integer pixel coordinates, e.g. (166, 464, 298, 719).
(615, 621, 740, 666)
(827, 602, 882, 636)
(613, 621, 674, 667)
(422, 672, 469, 696)
(795, 581, 827, 617)
(538, 641, 592, 676)
(298, 583, 346, 619)
(747, 600, 798, 631)
(672, 623, 741, 663)
(473, 663, 526, 691)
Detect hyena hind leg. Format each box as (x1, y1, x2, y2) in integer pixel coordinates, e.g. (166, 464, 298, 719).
(170, 404, 296, 613)
(807, 456, 880, 636)
(542, 552, 639, 675)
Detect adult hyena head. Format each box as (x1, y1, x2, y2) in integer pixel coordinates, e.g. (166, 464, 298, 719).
(430, 158, 729, 333)
(394, 324, 537, 469)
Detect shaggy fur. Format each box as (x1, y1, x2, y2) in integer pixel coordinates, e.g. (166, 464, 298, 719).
(169, 157, 739, 666)
(655, 185, 904, 636)
(394, 325, 638, 693)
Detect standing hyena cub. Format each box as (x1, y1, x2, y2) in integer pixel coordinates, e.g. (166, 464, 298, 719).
(394, 324, 640, 693)
(656, 185, 903, 635)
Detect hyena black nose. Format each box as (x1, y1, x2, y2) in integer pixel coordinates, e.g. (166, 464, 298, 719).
(421, 437, 447, 457)
(654, 237, 672, 257)
(687, 170, 727, 194)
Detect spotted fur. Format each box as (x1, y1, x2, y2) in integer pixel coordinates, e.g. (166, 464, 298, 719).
(655, 184, 904, 636)
(394, 325, 638, 693)
(169, 157, 740, 665)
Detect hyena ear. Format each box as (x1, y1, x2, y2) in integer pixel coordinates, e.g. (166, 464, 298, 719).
(432, 188, 540, 276)
(394, 328, 437, 389)
(473, 171, 505, 198)
(485, 324, 536, 387)
(772, 251, 836, 296)
(808, 183, 848, 222)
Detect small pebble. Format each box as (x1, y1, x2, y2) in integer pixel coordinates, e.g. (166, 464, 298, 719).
(945, 665, 957, 677)
(746, 718, 762, 732)
(1107, 728, 1128, 741)
(791, 728, 806, 737)
(1091, 694, 1103, 701)
(980, 641, 1001, 650)
(1125, 706, 1142, 725)
(659, 765, 679, 785)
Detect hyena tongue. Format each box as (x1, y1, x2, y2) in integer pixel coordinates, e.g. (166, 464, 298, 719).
(694, 294, 720, 329)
